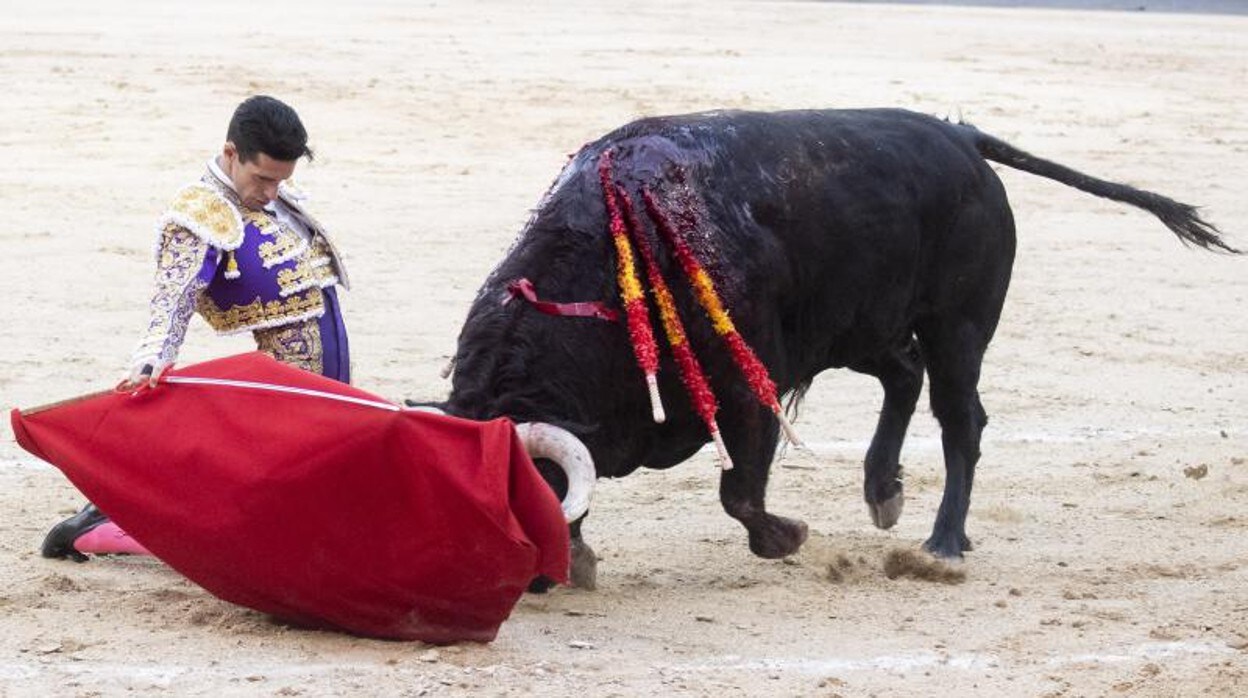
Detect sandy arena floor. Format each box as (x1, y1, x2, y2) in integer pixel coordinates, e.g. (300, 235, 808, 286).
(1, 1, 1246, 695)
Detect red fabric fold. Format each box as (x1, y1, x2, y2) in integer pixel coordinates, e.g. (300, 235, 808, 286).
(12, 352, 569, 643)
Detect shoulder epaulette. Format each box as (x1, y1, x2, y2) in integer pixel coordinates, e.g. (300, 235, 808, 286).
(158, 183, 245, 250)
(278, 179, 307, 204)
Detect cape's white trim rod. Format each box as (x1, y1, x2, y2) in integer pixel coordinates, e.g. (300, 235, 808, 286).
(163, 376, 401, 412)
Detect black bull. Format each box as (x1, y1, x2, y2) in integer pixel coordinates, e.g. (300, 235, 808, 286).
(441, 108, 1236, 585)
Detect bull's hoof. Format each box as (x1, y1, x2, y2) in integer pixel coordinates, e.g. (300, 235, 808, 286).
(922, 531, 972, 560)
(747, 514, 809, 559)
(570, 538, 598, 590)
(867, 491, 904, 530)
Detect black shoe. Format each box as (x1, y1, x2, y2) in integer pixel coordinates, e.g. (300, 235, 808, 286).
(41, 503, 108, 562)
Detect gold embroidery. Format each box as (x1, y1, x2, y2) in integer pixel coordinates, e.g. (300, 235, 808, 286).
(164, 185, 244, 249)
(308, 237, 344, 286)
(197, 287, 324, 333)
(254, 317, 323, 374)
(258, 234, 304, 266)
(309, 236, 331, 257)
(243, 209, 309, 267)
(242, 210, 282, 238)
(132, 225, 211, 367)
(276, 258, 318, 296)
(314, 263, 338, 287)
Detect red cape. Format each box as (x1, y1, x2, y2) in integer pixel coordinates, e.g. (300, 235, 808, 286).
(12, 353, 569, 643)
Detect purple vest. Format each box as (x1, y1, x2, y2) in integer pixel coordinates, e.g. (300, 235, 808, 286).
(198, 208, 340, 334)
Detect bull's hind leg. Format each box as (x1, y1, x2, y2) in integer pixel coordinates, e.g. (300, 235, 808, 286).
(717, 397, 808, 558)
(916, 180, 1014, 559)
(917, 322, 992, 559)
(850, 336, 925, 530)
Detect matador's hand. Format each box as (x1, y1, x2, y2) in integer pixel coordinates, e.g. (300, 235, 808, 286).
(124, 359, 172, 389)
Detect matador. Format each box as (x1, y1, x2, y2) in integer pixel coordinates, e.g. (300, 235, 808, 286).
(42, 95, 350, 560)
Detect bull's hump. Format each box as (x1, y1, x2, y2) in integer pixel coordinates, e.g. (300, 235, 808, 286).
(597, 111, 785, 181)
(596, 134, 709, 185)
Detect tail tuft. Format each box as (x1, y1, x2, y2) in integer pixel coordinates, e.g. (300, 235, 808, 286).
(968, 127, 1239, 254)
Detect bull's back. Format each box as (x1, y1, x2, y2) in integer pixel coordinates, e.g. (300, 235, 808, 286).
(595, 108, 1010, 368)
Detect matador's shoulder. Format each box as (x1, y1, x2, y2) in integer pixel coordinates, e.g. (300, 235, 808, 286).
(156, 183, 245, 250)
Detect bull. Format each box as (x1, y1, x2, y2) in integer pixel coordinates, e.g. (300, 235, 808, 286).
(439, 108, 1236, 588)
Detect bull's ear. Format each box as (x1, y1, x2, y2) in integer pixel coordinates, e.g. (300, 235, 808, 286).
(515, 422, 595, 522)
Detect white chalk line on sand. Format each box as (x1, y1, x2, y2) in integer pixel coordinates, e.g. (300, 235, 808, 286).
(704, 425, 1227, 458)
(0, 640, 1234, 685)
(663, 639, 1236, 675)
(0, 660, 432, 686)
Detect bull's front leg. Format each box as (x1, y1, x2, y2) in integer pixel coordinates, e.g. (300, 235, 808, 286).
(717, 400, 808, 558)
(526, 457, 599, 590)
(527, 515, 597, 592)
(568, 516, 597, 590)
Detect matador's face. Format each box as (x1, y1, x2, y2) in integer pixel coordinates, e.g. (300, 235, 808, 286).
(220, 142, 297, 210)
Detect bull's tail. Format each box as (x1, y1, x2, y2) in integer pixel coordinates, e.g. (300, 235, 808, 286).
(965, 126, 1238, 254)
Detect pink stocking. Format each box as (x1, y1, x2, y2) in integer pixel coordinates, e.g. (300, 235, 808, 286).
(72, 522, 152, 556)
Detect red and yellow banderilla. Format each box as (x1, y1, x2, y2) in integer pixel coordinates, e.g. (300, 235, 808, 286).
(614, 184, 732, 470)
(598, 150, 665, 424)
(641, 185, 804, 449)
(598, 148, 802, 468)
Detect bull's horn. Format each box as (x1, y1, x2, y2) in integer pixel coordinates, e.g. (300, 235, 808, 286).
(515, 422, 595, 522)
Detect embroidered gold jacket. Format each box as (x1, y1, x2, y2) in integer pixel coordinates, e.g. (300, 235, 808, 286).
(131, 168, 348, 372)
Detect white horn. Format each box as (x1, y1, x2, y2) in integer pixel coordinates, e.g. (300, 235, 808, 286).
(515, 422, 595, 522)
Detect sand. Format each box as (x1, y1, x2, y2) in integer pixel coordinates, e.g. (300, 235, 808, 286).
(2, 0, 1246, 695)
